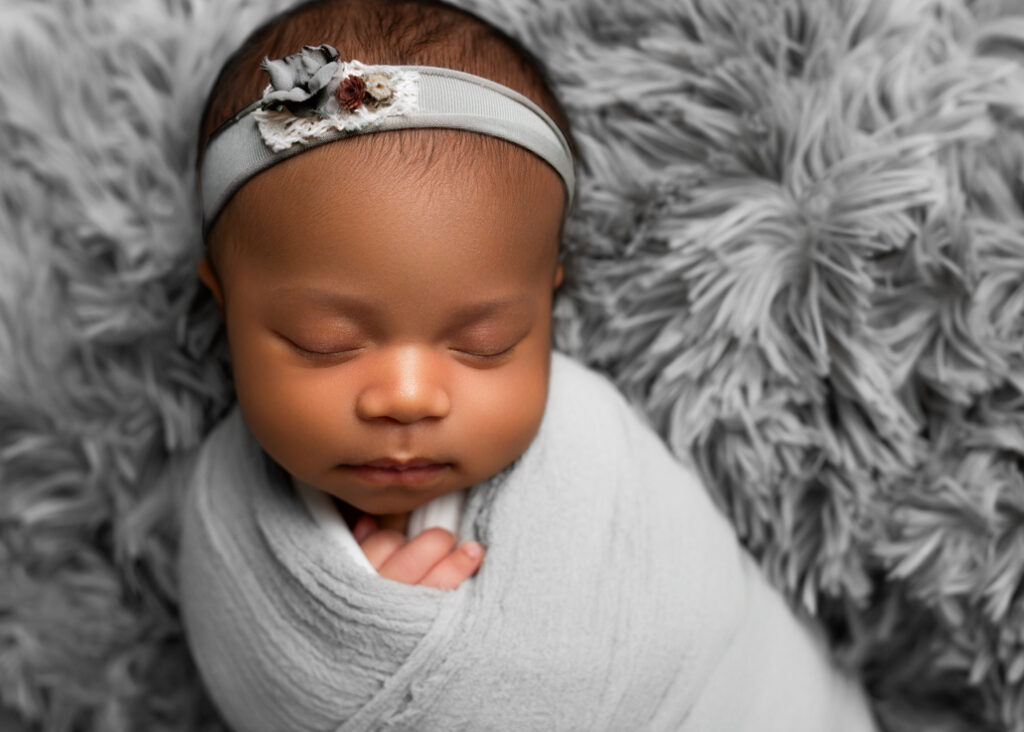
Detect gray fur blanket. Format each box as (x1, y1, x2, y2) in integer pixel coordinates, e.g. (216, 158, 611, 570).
(2, 0, 1024, 730)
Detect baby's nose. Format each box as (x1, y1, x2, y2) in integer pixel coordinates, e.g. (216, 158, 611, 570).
(355, 345, 451, 424)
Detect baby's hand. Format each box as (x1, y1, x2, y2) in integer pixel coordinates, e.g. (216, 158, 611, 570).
(352, 516, 484, 590)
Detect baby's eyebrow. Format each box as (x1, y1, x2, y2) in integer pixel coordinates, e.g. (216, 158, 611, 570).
(444, 296, 533, 326)
(271, 287, 532, 325)
(273, 287, 377, 319)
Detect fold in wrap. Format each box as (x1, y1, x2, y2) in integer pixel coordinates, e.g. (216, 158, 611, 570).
(178, 353, 878, 732)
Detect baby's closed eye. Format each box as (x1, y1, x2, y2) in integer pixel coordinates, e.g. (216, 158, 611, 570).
(278, 332, 365, 360)
(448, 324, 530, 360)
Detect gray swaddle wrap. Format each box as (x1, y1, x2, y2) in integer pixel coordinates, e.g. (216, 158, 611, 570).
(178, 352, 878, 731)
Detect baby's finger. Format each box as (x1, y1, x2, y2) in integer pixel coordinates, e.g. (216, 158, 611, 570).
(358, 528, 407, 570)
(417, 541, 485, 590)
(352, 515, 377, 544)
(377, 528, 456, 585)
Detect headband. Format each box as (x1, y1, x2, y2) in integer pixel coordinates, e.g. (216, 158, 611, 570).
(200, 43, 576, 234)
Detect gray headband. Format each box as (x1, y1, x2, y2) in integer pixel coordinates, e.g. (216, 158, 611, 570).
(200, 44, 575, 234)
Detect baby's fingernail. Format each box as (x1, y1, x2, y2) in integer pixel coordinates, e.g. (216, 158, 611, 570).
(353, 515, 376, 543)
(462, 541, 484, 561)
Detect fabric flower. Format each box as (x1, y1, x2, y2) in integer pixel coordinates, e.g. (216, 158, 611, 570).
(363, 71, 394, 102)
(336, 75, 367, 110)
(260, 43, 341, 117)
(252, 53, 421, 152)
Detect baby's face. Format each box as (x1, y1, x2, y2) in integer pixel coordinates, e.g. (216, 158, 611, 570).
(201, 137, 564, 516)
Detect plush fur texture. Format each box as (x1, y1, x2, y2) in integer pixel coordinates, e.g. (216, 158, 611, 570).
(2, 0, 1023, 730)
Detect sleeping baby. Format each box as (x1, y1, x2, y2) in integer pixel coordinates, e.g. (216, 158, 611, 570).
(178, 0, 881, 729)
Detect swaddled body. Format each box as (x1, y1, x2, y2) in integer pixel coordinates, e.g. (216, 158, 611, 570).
(179, 352, 877, 732)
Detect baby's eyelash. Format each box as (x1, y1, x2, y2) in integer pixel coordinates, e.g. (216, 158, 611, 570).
(279, 331, 518, 364)
(451, 345, 516, 362)
(296, 345, 363, 358)
(280, 335, 363, 361)
(294, 348, 364, 364)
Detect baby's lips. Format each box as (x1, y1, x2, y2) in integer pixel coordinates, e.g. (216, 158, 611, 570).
(342, 459, 452, 488)
(361, 457, 446, 470)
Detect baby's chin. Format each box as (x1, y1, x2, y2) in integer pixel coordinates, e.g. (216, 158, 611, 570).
(319, 482, 465, 518)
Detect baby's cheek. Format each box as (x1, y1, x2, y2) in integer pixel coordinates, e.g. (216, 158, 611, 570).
(469, 359, 550, 476)
(230, 339, 342, 470)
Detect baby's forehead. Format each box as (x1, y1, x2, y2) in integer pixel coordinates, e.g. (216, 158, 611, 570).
(215, 217, 559, 276)
(284, 127, 558, 193)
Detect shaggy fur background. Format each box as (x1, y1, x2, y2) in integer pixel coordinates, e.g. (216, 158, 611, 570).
(2, 0, 1023, 729)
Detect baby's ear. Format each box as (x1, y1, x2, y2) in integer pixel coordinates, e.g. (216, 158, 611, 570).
(553, 262, 564, 289)
(197, 256, 225, 315)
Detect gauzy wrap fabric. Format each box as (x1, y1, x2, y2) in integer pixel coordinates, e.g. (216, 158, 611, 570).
(178, 353, 878, 732)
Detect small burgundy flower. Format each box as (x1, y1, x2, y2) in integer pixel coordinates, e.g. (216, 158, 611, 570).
(336, 75, 367, 110)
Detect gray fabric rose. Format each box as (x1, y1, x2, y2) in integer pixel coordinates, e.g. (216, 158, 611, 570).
(260, 43, 341, 117)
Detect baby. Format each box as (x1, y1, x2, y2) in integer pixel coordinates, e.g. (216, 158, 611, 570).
(197, 0, 571, 590)
(184, 2, 882, 729)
